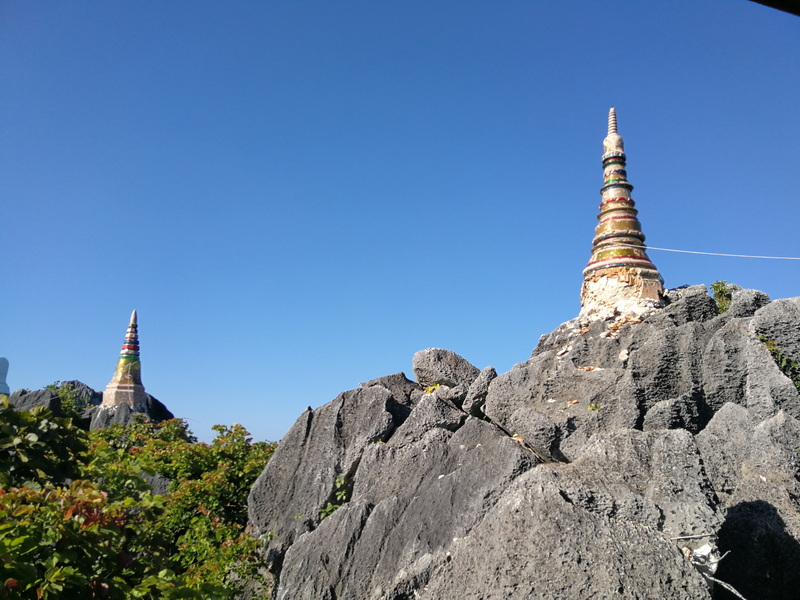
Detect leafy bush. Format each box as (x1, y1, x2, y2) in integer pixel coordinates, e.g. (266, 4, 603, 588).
(45, 381, 89, 420)
(0, 404, 277, 598)
(0, 481, 227, 599)
(0, 399, 87, 489)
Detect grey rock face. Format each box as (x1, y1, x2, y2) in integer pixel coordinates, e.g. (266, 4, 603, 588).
(88, 402, 134, 429)
(697, 407, 800, 600)
(59, 380, 103, 405)
(275, 418, 539, 600)
(248, 373, 420, 558)
(422, 464, 714, 600)
(8, 389, 62, 415)
(462, 366, 496, 416)
(726, 284, 771, 318)
(752, 297, 800, 363)
(247, 286, 800, 600)
(142, 472, 172, 495)
(144, 394, 175, 423)
(643, 387, 710, 433)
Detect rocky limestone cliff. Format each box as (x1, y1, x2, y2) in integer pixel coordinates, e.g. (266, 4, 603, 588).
(246, 285, 800, 600)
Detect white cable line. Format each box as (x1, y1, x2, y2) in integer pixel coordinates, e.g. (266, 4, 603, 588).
(615, 244, 800, 261)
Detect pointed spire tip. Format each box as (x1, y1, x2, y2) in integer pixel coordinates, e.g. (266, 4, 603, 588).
(608, 107, 618, 136)
(130, 309, 137, 325)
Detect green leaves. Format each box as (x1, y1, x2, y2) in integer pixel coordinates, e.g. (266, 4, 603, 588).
(710, 280, 732, 314)
(0, 399, 88, 489)
(45, 381, 90, 419)
(1, 402, 277, 598)
(319, 474, 352, 520)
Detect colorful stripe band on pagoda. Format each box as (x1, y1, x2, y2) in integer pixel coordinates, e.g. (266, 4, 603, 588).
(120, 319, 140, 359)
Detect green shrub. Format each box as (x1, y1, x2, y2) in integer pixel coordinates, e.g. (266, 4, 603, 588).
(0, 399, 87, 489)
(0, 403, 277, 598)
(45, 381, 88, 420)
(710, 280, 732, 314)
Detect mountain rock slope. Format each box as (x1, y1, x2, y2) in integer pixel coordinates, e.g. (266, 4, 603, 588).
(247, 285, 800, 600)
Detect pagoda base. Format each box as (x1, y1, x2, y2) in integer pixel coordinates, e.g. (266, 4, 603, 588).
(580, 266, 664, 321)
(102, 383, 146, 409)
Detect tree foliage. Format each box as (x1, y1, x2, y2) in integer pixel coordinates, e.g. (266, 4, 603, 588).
(44, 382, 88, 420)
(0, 400, 276, 599)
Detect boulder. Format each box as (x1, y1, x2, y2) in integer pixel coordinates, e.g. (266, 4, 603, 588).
(726, 285, 770, 318)
(144, 394, 174, 422)
(648, 284, 718, 327)
(412, 348, 480, 388)
(8, 389, 62, 415)
(642, 387, 711, 434)
(422, 451, 716, 599)
(58, 380, 103, 406)
(751, 297, 800, 364)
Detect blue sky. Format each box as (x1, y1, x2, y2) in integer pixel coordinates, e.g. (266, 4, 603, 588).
(2, 1, 799, 443)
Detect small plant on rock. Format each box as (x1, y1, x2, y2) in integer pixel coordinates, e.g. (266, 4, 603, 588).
(710, 280, 732, 314)
(319, 475, 351, 520)
(760, 336, 800, 393)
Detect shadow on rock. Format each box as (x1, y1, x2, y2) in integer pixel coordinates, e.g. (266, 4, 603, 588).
(715, 500, 800, 600)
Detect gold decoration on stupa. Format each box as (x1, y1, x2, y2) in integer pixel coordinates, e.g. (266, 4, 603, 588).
(580, 108, 664, 319)
(102, 310, 146, 408)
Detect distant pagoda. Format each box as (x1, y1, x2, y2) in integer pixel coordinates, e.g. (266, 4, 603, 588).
(102, 310, 146, 408)
(580, 108, 664, 319)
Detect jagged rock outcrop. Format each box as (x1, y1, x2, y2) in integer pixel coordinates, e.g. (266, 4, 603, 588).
(247, 285, 800, 599)
(7, 381, 173, 431)
(87, 393, 173, 429)
(8, 389, 63, 414)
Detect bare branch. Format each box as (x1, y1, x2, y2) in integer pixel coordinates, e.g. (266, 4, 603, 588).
(702, 572, 749, 600)
(670, 534, 715, 541)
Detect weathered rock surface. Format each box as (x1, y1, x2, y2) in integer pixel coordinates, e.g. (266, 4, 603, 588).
(87, 392, 174, 430)
(8, 389, 62, 414)
(248, 373, 419, 560)
(247, 285, 800, 600)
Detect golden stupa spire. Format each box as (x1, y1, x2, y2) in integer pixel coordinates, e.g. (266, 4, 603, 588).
(102, 310, 146, 408)
(580, 108, 664, 319)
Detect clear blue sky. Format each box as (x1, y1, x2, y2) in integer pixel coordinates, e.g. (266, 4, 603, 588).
(2, 1, 799, 443)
